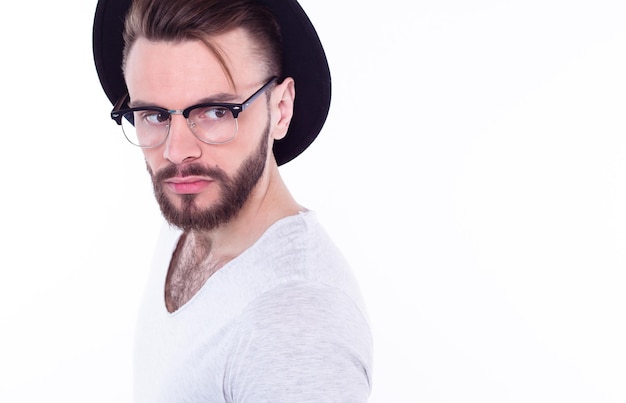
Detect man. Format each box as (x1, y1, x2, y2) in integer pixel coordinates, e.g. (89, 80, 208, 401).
(93, 0, 372, 401)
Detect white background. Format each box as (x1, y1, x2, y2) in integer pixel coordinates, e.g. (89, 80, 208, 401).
(1, 0, 625, 402)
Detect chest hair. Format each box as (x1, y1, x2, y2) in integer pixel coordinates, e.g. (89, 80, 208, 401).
(164, 233, 225, 313)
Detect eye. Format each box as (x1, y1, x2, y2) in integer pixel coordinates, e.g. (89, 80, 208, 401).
(140, 110, 170, 125)
(195, 106, 231, 121)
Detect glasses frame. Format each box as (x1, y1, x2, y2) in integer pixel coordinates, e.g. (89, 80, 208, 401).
(110, 76, 278, 148)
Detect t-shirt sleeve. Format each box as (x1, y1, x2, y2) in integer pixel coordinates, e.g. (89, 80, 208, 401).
(223, 281, 373, 403)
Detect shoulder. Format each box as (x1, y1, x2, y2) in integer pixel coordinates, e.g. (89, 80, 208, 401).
(224, 281, 373, 402)
(229, 211, 364, 301)
(240, 281, 371, 339)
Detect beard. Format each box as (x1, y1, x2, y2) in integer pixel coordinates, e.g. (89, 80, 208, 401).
(147, 123, 270, 232)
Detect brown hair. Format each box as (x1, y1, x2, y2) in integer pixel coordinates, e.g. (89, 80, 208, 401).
(122, 0, 283, 87)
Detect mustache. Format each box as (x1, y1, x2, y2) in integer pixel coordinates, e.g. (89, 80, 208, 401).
(152, 163, 228, 183)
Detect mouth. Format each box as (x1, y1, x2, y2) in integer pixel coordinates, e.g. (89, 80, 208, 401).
(164, 176, 215, 195)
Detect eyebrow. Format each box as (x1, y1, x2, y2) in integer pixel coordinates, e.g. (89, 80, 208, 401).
(128, 92, 241, 109)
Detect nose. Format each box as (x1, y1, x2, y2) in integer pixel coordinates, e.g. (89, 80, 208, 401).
(162, 114, 202, 164)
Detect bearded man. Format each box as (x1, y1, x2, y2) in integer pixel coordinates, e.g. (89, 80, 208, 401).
(93, 0, 372, 401)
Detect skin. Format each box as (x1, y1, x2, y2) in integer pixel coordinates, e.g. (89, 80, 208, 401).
(124, 29, 301, 311)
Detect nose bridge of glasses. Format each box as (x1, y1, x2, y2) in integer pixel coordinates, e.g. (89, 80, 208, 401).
(164, 109, 193, 128)
(168, 109, 185, 117)
(165, 109, 196, 134)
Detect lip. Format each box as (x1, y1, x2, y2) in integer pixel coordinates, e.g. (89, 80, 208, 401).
(164, 176, 214, 195)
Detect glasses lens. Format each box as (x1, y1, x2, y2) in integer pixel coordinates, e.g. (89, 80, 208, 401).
(188, 106, 238, 144)
(121, 110, 169, 148)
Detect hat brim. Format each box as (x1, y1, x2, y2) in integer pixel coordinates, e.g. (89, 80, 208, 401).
(92, 0, 331, 165)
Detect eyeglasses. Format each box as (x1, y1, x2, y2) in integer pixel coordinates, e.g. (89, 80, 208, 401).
(110, 77, 277, 148)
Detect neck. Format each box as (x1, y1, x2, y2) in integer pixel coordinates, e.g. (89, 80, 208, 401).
(189, 161, 301, 264)
(165, 160, 300, 313)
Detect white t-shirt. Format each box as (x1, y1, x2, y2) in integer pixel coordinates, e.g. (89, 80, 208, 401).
(134, 211, 373, 402)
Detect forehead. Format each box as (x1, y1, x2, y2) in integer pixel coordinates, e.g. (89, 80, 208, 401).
(123, 29, 265, 106)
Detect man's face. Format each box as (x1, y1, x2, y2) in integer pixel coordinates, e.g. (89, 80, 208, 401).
(123, 31, 275, 231)
(146, 122, 269, 231)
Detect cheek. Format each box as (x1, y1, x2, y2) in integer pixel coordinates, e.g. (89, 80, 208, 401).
(221, 133, 261, 166)
(232, 112, 271, 153)
(142, 149, 162, 174)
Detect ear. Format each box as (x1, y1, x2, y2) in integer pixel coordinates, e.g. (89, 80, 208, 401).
(271, 77, 295, 141)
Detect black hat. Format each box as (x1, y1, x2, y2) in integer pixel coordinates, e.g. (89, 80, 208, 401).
(92, 0, 331, 165)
